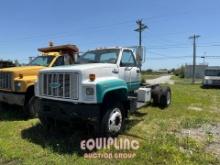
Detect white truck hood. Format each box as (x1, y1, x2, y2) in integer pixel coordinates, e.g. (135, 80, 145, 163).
(40, 63, 119, 81)
(41, 63, 117, 72)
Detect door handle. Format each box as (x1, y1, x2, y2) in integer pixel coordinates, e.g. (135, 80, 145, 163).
(125, 67, 131, 71)
(112, 69, 119, 74)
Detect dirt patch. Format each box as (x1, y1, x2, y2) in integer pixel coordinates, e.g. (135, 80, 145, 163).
(180, 124, 220, 142)
(178, 123, 220, 158)
(145, 75, 175, 85)
(187, 106, 203, 111)
(206, 143, 220, 156)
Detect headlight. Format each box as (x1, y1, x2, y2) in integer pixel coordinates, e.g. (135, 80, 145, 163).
(86, 87, 94, 96)
(14, 82, 22, 91)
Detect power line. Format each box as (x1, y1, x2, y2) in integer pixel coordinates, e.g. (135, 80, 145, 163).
(148, 56, 192, 60)
(147, 50, 171, 57)
(147, 55, 220, 60)
(0, 9, 194, 45)
(148, 45, 190, 50)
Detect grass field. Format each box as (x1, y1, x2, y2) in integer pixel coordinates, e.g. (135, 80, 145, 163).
(0, 77, 220, 165)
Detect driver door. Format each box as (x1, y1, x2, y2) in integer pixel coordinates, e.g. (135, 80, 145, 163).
(119, 50, 140, 91)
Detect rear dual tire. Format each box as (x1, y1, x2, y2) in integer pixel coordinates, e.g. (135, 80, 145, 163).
(152, 86, 171, 108)
(159, 87, 171, 108)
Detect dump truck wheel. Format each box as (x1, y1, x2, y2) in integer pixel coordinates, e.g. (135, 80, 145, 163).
(100, 103, 125, 137)
(24, 96, 39, 118)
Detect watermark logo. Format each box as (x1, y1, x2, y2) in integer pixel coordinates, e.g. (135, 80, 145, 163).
(81, 137, 139, 151)
(80, 137, 139, 159)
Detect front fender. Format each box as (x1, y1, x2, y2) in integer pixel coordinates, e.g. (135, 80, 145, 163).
(14, 75, 37, 92)
(96, 78, 128, 103)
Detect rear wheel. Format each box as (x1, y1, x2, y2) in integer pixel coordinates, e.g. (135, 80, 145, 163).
(159, 87, 171, 108)
(152, 86, 161, 105)
(100, 103, 125, 137)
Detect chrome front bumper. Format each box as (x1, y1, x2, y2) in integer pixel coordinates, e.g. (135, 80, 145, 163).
(0, 91, 25, 106)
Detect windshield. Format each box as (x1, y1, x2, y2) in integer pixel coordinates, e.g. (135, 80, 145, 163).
(205, 70, 220, 76)
(78, 49, 119, 64)
(29, 56, 54, 67)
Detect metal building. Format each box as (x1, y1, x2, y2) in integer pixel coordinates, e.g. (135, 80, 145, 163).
(185, 64, 208, 79)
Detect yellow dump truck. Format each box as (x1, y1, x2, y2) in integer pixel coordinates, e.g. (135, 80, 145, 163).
(0, 44, 79, 117)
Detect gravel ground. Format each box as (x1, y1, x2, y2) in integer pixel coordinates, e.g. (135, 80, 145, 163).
(145, 75, 174, 85)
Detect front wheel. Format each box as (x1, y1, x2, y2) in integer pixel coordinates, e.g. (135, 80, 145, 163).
(23, 96, 39, 118)
(100, 103, 125, 137)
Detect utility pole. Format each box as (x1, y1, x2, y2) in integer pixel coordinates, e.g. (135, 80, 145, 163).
(189, 34, 200, 84)
(134, 19, 148, 69)
(134, 19, 148, 46)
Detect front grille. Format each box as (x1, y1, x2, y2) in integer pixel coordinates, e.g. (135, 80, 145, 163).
(40, 72, 79, 100)
(212, 80, 220, 85)
(0, 72, 12, 90)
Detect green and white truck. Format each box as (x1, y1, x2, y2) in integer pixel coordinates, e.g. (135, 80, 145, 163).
(35, 46, 171, 136)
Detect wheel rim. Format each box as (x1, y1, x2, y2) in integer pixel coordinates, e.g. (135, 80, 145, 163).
(167, 92, 171, 105)
(108, 108, 122, 134)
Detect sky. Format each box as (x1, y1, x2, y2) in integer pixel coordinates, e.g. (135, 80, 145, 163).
(0, 0, 220, 70)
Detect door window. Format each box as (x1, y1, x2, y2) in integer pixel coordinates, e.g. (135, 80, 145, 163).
(121, 50, 136, 67)
(53, 56, 64, 67)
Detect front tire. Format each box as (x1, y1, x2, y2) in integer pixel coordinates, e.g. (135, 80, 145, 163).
(100, 103, 125, 137)
(23, 96, 39, 118)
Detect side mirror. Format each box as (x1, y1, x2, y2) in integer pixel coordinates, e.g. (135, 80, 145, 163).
(127, 46, 146, 67)
(136, 46, 145, 64)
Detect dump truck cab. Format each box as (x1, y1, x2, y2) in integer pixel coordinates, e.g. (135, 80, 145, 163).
(0, 44, 79, 117)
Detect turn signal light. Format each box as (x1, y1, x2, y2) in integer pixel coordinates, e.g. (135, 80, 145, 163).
(89, 74, 96, 81)
(19, 74, 23, 79)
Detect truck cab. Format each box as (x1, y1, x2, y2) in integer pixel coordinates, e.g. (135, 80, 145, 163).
(203, 67, 220, 87)
(36, 47, 171, 136)
(0, 44, 79, 117)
